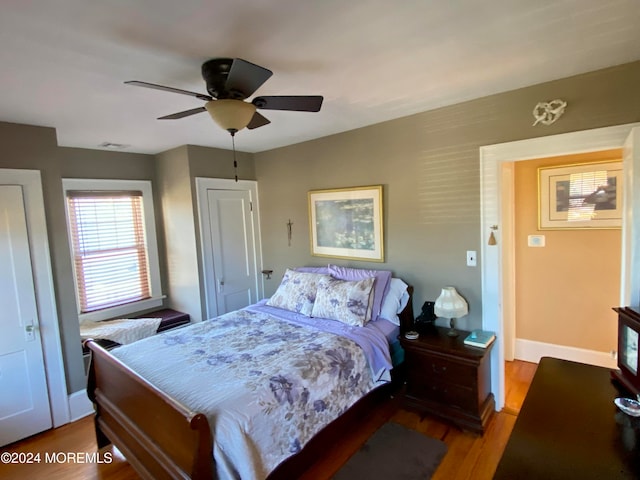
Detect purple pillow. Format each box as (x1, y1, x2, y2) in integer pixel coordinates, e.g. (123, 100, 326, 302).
(328, 264, 392, 321)
(295, 265, 330, 274)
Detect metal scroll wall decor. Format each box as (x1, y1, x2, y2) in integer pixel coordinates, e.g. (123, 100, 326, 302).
(532, 99, 567, 126)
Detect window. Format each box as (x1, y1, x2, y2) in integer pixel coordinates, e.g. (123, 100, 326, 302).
(63, 179, 163, 321)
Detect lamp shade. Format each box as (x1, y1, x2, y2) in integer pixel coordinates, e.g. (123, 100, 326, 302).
(434, 286, 468, 319)
(205, 99, 257, 133)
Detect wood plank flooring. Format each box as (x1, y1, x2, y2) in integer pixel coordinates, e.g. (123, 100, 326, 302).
(0, 360, 537, 480)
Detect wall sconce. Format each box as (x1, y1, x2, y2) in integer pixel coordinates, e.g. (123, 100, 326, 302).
(261, 270, 273, 280)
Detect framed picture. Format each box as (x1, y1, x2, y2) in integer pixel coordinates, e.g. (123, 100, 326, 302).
(538, 161, 622, 230)
(308, 185, 384, 262)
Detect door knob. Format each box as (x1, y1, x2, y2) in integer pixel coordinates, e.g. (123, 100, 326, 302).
(25, 323, 36, 341)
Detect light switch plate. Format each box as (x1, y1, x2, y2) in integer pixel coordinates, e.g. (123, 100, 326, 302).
(466, 250, 477, 266)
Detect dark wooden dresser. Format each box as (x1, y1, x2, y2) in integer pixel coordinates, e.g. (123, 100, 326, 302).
(495, 357, 640, 479)
(400, 326, 494, 434)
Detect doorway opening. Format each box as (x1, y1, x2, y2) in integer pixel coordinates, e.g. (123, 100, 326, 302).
(479, 123, 640, 410)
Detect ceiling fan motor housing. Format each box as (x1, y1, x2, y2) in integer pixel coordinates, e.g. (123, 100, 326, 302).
(201, 58, 243, 100)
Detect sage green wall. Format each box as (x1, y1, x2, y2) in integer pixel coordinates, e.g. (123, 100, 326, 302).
(57, 147, 160, 393)
(254, 61, 640, 331)
(187, 144, 255, 180)
(187, 144, 255, 318)
(156, 144, 256, 322)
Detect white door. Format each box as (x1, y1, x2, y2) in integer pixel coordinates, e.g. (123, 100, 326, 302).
(206, 188, 259, 315)
(0, 185, 52, 446)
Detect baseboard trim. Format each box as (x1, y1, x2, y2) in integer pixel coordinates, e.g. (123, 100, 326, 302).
(68, 390, 94, 422)
(515, 338, 617, 369)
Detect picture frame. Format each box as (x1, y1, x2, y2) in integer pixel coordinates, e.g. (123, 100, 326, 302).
(538, 161, 622, 230)
(308, 185, 384, 262)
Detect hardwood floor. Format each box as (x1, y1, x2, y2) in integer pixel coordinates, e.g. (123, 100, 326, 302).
(0, 360, 537, 480)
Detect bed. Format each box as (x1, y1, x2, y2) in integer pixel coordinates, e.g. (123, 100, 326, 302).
(85, 266, 414, 480)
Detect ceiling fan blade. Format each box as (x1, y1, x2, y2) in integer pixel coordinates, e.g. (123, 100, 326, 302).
(225, 59, 273, 99)
(246, 112, 271, 130)
(158, 106, 207, 120)
(125, 81, 212, 101)
(252, 95, 323, 112)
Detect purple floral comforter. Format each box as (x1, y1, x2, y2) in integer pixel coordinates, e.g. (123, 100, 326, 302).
(111, 303, 391, 480)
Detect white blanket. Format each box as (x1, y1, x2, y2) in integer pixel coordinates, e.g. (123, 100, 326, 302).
(80, 318, 161, 345)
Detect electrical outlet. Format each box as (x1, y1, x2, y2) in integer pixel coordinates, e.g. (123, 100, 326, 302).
(467, 250, 477, 267)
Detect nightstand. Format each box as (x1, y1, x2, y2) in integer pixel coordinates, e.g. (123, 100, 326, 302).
(400, 326, 494, 434)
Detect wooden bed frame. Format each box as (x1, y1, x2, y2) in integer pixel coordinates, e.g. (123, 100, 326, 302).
(86, 287, 414, 479)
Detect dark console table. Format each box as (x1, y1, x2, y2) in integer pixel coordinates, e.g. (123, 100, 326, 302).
(494, 357, 640, 479)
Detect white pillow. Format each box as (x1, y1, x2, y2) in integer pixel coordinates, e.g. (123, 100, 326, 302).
(311, 277, 375, 327)
(379, 278, 410, 326)
(266, 269, 331, 316)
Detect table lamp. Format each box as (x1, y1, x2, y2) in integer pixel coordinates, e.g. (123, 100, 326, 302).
(434, 286, 468, 337)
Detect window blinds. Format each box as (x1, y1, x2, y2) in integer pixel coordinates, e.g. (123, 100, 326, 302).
(66, 190, 151, 313)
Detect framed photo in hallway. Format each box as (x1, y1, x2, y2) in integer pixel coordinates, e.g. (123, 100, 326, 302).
(308, 185, 384, 262)
(538, 161, 622, 230)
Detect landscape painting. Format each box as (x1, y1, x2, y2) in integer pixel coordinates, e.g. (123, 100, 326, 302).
(308, 185, 384, 261)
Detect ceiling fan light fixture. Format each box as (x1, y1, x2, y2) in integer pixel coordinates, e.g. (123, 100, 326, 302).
(205, 99, 256, 133)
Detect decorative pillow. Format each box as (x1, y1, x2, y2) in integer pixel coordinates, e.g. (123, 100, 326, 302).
(328, 265, 392, 321)
(311, 277, 375, 327)
(294, 265, 330, 274)
(266, 269, 331, 316)
(379, 278, 410, 326)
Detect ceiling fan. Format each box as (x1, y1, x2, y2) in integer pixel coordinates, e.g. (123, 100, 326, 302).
(126, 57, 323, 134)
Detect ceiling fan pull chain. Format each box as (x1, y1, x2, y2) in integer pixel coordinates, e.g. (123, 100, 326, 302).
(231, 132, 238, 182)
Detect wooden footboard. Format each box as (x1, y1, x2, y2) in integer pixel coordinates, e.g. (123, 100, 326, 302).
(85, 340, 214, 479)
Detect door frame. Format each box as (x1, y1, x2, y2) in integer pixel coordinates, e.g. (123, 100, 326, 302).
(479, 122, 640, 411)
(0, 169, 69, 427)
(195, 177, 264, 319)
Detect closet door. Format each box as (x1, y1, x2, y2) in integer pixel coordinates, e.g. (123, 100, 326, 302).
(0, 185, 52, 446)
(197, 178, 263, 319)
(206, 188, 258, 314)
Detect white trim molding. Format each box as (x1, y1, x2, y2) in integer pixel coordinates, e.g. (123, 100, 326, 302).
(515, 338, 617, 369)
(0, 169, 70, 427)
(195, 178, 264, 319)
(68, 390, 94, 422)
(61, 178, 164, 322)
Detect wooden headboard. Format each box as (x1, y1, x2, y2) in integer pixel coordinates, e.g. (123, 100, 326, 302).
(398, 285, 415, 336)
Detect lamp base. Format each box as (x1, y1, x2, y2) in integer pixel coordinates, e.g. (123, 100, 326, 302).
(447, 318, 459, 337)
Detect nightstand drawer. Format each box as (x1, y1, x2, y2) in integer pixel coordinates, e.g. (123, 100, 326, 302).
(406, 376, 476, 411)
(406, 351, 476, 387)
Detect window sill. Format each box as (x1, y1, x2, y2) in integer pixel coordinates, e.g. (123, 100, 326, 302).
(78, 296, 166, 323)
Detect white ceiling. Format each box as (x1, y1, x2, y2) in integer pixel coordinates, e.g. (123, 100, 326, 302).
(1, 0, 639, 154)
